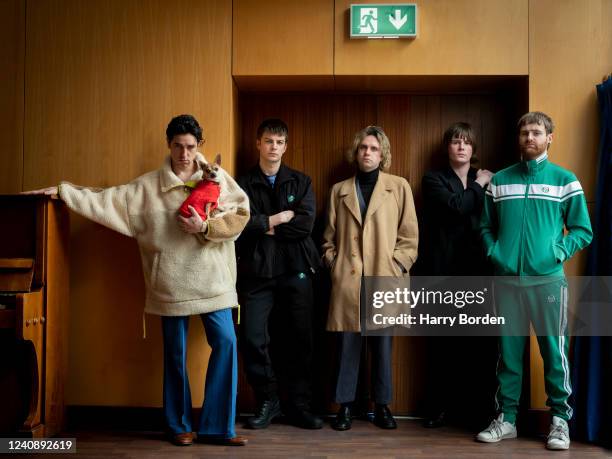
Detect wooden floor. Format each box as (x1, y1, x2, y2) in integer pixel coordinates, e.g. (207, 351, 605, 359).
(30, 419, 610, 458)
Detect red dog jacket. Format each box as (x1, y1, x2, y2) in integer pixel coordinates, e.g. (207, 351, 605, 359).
(179, 180, 221, 221)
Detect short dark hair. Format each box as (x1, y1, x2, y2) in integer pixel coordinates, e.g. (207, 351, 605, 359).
(256, 118, 289, 141)
(517, 111, 554, 135)
(166, 114, 204, 143)
(442, 122, 478, 162)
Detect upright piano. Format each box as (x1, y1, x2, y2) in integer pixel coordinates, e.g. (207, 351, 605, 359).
(0, 196, 69, 437)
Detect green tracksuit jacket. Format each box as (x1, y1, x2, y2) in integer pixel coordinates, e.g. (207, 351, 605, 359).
(481, 152, 593, 277)
(481, 152, 592, 423)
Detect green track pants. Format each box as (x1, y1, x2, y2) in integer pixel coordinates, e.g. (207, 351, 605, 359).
(494, 279, 572, 424)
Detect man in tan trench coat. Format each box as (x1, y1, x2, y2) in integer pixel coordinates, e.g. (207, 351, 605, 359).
(322, 125, 418, 431)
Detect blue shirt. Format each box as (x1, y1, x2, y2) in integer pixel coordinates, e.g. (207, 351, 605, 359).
(265, 174, 277, 187)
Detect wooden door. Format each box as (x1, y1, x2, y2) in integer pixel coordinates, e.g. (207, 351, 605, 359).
(235, 85, 527, 415)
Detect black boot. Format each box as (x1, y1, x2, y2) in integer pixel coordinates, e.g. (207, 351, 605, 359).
(286, 404, 323, 429)
(373, 404, 397, 429)
(423, 411, 445, 428)
(247, 398, 282, 429)
(331, 405, 352, 431)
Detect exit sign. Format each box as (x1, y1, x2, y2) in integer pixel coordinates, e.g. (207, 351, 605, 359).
(350, 4, 417, 38)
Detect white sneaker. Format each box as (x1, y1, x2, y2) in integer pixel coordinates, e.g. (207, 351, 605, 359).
(547, 416, 570, 450)
(476, 414, 517, 443)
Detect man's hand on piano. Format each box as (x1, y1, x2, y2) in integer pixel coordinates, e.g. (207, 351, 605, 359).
(21, 186, 60, 199)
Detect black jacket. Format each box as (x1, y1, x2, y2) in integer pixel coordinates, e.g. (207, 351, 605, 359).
(236, 163, 320, 278)
(417, 167, 489, 276)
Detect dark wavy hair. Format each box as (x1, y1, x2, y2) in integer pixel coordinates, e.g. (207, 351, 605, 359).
(166, 114, 204, 144)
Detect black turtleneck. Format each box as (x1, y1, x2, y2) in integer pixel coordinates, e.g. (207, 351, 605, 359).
(357, 168, 379, 208)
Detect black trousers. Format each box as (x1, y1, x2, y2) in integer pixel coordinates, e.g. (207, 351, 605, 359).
(334, 333, 393, 405)
(238, 272, 314, 407)
(424, 336, 497, 425)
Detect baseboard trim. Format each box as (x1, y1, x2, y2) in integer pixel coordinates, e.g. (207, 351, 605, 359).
(66, 406, 167, 431)
(67, 405, 552, 434)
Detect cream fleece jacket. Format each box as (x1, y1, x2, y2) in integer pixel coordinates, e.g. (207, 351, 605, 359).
(59, 153, 250, 316)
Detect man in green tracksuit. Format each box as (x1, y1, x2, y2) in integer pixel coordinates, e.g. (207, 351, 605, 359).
(477, 112, 592, 450)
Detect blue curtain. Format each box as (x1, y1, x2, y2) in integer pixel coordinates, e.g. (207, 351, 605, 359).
(571, 77, 612, 445)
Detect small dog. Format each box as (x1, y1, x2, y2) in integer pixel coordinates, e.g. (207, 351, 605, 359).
(178, 154, 222, 221)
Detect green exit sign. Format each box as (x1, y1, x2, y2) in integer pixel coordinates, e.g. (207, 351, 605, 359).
(350, 4, 417, 38)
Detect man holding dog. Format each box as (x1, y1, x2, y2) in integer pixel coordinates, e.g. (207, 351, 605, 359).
(24, 114, 250, 447)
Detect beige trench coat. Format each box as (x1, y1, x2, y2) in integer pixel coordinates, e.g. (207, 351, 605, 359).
(322, 172, 419, 332)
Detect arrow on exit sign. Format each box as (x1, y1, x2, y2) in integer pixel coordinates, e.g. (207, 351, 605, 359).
(350, 4, 418, 38)
(389, 9, 408, 29)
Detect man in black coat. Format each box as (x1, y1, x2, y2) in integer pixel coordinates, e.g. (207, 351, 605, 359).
(236, 118, 322, 430)
(417, 122, 496, 429)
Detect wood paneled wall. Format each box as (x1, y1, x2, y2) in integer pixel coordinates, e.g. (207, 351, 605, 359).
(334, 0, 529, 76)
(527, 0, 612, 410)
(18, 0, 233, 407)
(24, 0, 233, 189)
(233, 0, 528, 79)
(236, 90, 526, 414)
(527, 0, 610, 279)
(233, 0, 334, 77)
(0, 0, 606, 411)
(237, 91, 524, 213)
(0, 0, 25, 193)
(529, 0, 611, 202)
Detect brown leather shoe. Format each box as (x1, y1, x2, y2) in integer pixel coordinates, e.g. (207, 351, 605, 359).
(172, 432, 193, 446)
(197, 435, 248, 446)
